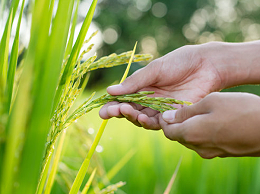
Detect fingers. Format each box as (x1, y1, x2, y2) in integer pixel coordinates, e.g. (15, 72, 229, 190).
(107, 59, 161, 95)
(159, 114, 223, 158)
(162, 99, 210, 124)
(99, 101, 121, 119)
(159, 113, 208, 143)
(137, 114, 161, 130)
(99, 102, 161, 129)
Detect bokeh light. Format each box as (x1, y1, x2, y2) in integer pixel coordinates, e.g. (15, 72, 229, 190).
(102, 27, 119, 44)
(141, 36, 158, 57)
(135, 0, 151, 12)
(151, 2, 168, 18)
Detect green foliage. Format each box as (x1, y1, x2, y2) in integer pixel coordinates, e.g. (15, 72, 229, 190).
(0, 0, 151, 193)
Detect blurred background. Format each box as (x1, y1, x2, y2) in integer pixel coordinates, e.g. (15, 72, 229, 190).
(2, 0, 260, 193)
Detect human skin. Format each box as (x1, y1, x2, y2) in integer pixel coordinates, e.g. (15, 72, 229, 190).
(99, 41, 260, 158)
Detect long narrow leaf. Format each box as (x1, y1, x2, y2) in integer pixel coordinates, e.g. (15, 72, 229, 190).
(2, 58, 33, 194)
(0, 10, 13, 101)
(36, 148, 54, 194)
(0, 1, 25, 193)
(9, 0, 20, 22)
(64, 0, 80, 59)
(106, 149, 135, 181)
(0, 0, 19, 88)
(81, 168, 97, 194)
(0, 0, 7, 17)
(6, 0, 25, 113)
(44, 130, 67, 194)
(14, 1, 74, 193)
(163, 157, 182, 194)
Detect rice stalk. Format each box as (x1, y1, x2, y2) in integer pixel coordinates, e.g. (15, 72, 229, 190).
(87, 51, 152, 72)
(68, 42, 138, 194)
(44, 130, 67, 194)
(81, 168, 97, 194)
(45, 46, 152, 163)
(65, 91, 191, 127)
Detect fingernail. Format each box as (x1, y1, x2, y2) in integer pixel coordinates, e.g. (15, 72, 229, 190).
(162, 110, 177, 123)
(108, 84, 121, 90)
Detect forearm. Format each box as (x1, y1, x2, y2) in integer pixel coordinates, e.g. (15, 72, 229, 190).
(200, 41, 260, 89)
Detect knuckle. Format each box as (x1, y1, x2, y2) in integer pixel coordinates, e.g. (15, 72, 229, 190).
(206, 92, 220, 101)
(197, 150, 217, 159)
(163, 130, 172, 140)
(149, 58, 161, 67)
(162, 127, 176, 140)
(201, 92, 220, 109)
(182, 130, 198, 145)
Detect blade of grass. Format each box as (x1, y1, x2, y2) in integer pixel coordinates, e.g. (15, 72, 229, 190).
(120, 42, 137, 83)
(44, 130, 67, 194)
(106, 149, 135, 181)
(163, 157, 182, 194)
(0, 1, 25, 193)
(0, 0, 19, 92)
(64, 0, 80, 59)
(81, 168, 97, 194)
(0, 0, 19, 22)
(0, 0, 7, 17)
(91, 149, 136, 193)
(54, 0, 98, 112)
(69, 42, 137, 194)
(0, 10, 13, 102)
(9, 0, 20, 22)
(36, 147, 54, 194)
(1, 57, 33, 194)
(6, 0, 25, 113)
(14, 1, 74, 193)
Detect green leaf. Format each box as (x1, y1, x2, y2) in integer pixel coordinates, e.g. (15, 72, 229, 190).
(54, 0, 98, 112)
(0, 10, 13, 102)
(6, 0, 25, 113)
(36, 148, 53, 194)
(64, 0, 80, 59)
(11, 0, 74, 193)
(0, 1, 25, 193)
(163, 157, 182, 194)
(44, 130, 67, 194)
(81, 168, 97, 194)
(0, 0, 7, 18)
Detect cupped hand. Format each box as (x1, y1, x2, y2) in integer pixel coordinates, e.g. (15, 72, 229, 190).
(100, 43, 224, 129)
(160, 92, 260, 158)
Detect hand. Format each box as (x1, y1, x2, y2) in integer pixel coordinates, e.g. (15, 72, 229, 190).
(99, 41, 260, 129)
(160, 92, 260, 158)
(100, 43, 224, 129)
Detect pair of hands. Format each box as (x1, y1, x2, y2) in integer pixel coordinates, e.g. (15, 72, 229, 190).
(99, 41, 260, 158)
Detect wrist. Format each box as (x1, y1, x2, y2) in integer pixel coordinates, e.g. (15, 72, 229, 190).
(199, 41, 260, 89)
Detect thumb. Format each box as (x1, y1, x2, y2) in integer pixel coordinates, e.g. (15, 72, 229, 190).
(162, 102, 208, 124)
(107, 59, 160, 95)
